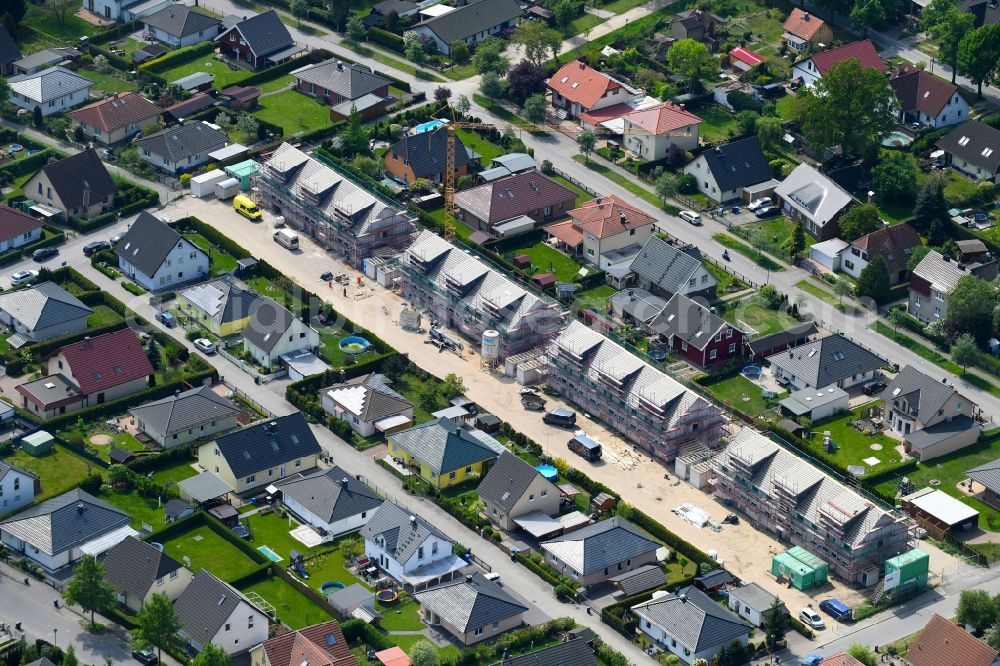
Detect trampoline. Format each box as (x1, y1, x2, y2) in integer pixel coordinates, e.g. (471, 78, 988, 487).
(376, 589, 399, 604)
(647, 348, 666, 361)
(743, 365, 762, 378)
(535, 464, 558, 481)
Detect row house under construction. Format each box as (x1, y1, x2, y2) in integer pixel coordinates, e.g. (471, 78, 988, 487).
(712, 427, 909, 585)
(547, 320, 724, 463)
(254, 142, 414, 267)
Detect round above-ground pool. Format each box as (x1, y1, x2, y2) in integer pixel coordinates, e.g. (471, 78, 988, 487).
(536, 464, 558, 481)
(339, 336, 372, 355)
(7, 144, 22, 152)
(376, 589, 399, 604)
(881, 131, 912, 148)
(320, 582, 346, 593)
(743, 365, 762, 378)
(647, 348, 667, 361)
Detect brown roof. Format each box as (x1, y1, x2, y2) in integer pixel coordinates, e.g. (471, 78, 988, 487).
(809, 40, 885, 75)
(624, 101, 702, 135)
(783, 7, 827, 40)
(0, 205, 42, 242)
(890, 64, 960, 117)
(548, 59, 622, 109)
(220, 85, 261, 103)
(260, 620, 357, 666)
(162, 92, 214, 120)
(819, 654, 865, 666)
(454, 171, 576, 225)
(68, 93, 160, 133)
(908, 614, 998, 666)
(56, 328, 153, 395)
(569, 195, 657, 239)
(849, 222, 921, 275)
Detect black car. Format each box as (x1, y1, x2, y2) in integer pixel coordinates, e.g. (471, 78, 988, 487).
(862, 380, 887, 396)
(131, 649, 158, 665)
(83, 240, 111, 256)
(320, 271, 334, 282)
(754, 206, 782, 219)
(32, 246, 59, 261)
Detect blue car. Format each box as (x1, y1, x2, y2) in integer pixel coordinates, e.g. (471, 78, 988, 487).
(819, 598, 853, 622)
(801, 656, 823, 666)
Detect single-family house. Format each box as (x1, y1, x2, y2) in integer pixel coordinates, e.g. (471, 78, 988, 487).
(103, 536, 192, 612)
(415, 572, 528, 645)
(488, 639, 596, 666)
(16, 328, 154, 418)
(128, 385, 243, 449)
(478, 451, 560, 530)
(143, 4, 222, 48)
(908, 250, 996, 323)
(241, 298, 320, 369)
(68, 93, 162, 146)
(936, 119, 1000, 183)
(881, 365, 981, 461)
(779, 385, 850, 421)
(725, 583, 788, 629)
(360, 502, 467, 590)
(217, 10, 302, 69)
(385, 126, 472, 186)
(320, 373, 413, 438)
(0, 26, 20, 76)
(841, 223, 921, 283)
(541, 517, 660, 587)
(0, 460, 36, 515)
(8, 66, 91, 117)
(792, 39, 885, 87)
(628, 236, 717, 300)
(84, 0, 171, 22)
(293, 59, 390, 109)
(115, 211, 209, 291)
(906, 614, 998, 666)
(277, 466, 383, 538)
(10, 48, 81, 76)
(621, 102, 701, 161)
(647, 292, 745, 368)
(0, 281, 92, 345)
(197, 411, 321, 494)
(774, 163, 854, 240)
(135, 121, 229, 174)
(0, 488, 136, 571)
(633, 585, 750, 665)
(388, 417, 503, 489)
(249, 619, 357, 666)
(782, 8, 833, 52)
(175, 569, 270, 656)
(177, 278, 264, 336)
(890, 64, 968, 129)
(412, 0, 522, 56)
(766, 333, 887, 390)
(457, 171, 577, 234)
(683, 137, 772, 203)
(0, 203, 42, 254)
(23, 148, 116, 221)
(544, 195, 655, 268)
(548, 59, 638, 120)
(671, 9, 723, 43)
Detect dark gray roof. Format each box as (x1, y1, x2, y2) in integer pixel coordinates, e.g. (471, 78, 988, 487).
(144, 5, 221, 38)
(128, 385, 242, 438)
(766, 333, 887, 389)
(609, 563, 667, 596)
(701, 136, 772, 192)
(746, 321, 818, 356)
(477, 451, 553, 513)
(0, 281, 92, 332)
(164, 499, 192, 520)
(135, 122, 228, 164)
(215, 412, 321, 479)
(374, 0, 417, 14)
(727, 582, 783, 612)
(175, 570, 263, 647)
(242, 297, 297, 353)
(937, 120, 1000, 173)
(631, 586, 750, 653)
(0, 488, 131, 556)
(629, 236, 705, 294)
(180, 278, 264, 326)
(414, 0, 523, 45)
(11, 48, 80, 72)
(327, 582, 375, 612)
(905, 414, 978, 449)
(541, 517, 660, 575)
(103, 536, 184, 602)
(693, 568, 733, 589)
(223, 9, 293, 57)
(0, 26, 20, 65)
(388, 127, 471, 179)
(115, 211, 194, 278)
(415, 572, 527, 632)
(967, 458, 1000, 492)
(276, 466, 383, 524)
(322, 373, 413, 423)
(360, 502, 453, 563)
(292, 60, 389, 101)
(35, 148, 116, 210)
(881, 365, 965, 424)
(488, 638, 598, 666)
(389, 417, 503, 475)
(648, 293, 729, 352)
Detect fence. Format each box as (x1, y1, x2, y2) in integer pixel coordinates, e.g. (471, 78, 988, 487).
(551, 167, 598, 197)
(218, 347, 286, 383)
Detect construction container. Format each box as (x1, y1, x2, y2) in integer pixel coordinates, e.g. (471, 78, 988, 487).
(224, 159, 259, 191)
(21, 430, 54, 456)
(215, 177, 241, 200)
(771, 546, 829, 590)
(884, 548, 929, 599)
(189, 169, 228, 197)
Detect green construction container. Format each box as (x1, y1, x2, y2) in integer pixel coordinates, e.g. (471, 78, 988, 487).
(884, 548, 929, 598)
(21, 430, 54, 456)
(224, 160, 259, 191)
(771, 546, 830, 590)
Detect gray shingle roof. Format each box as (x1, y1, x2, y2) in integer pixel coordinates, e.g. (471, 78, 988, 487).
(629, 236, 706, 294)
(242, 297, 298, 354)
(292, 60, 389, 101)
(144, 5, 220, 38)
(937, 119, 1000, 173)
(322, 373, 413, 423)
(415, 572, 527, 632)
(774, 163, 853, 227)
(726, 582, 782, 613)
(631, 586, 750, 653)
(388, 127, 472, 179)
(9, 65, 90, 103)
(11, 48, 80, 72)
(223, 9, 294, 57)
(128, 385, 242, 438)
(0, 281, 92, 332)
(103, 536, 185, 602)
(414, 0, 523, 45)
(360, 502, 453, 563)
(648, 293, 728, 352)
(389, 417, 503, 476)
(35, 148, 116, 210)
(276, 466, 383, 524)
(115, 211, 194, 278)
(766, 333, 887, 389)
(136, 122, 228, 164)
(477, 451, 553, 513)
(0, 488, 131, 556)
(175, 570, 262, 647)
(487, 638, 598, 666)
(215, 412, 321, 479)
(608, 563, 667, 596)
(701, 136, 772, 191)
(880, 365, 964, 424)
(967, 458, 1000, 492)
(905, 414, 978, 449)
(541, 517, 660, 576)
(0, 26, 20, 65)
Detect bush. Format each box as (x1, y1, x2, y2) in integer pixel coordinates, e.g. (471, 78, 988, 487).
(369, 27, 405, 53)
(677, 172, 698, 194)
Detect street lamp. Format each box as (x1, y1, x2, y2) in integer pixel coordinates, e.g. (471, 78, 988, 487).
(52, 628, 57, 647)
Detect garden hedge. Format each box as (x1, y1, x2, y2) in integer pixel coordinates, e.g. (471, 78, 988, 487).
(341, 619, 395, 651)
(0, 149, 60, 181)
(139, 41, 217, 74)
(145, 509, 269, 567)
(368, 27, 404, 54)
(69, 180, 160, 232)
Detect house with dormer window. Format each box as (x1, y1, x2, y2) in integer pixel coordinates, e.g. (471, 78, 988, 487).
(115, 212, 209, 291)
(175, 570, 269, 656)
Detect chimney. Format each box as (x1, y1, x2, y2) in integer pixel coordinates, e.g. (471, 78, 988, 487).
(77, 502, 85, 514)
(620, 212, 627, 225)
(466, 574, 474, 583)
(341, 477, 349, 487)
(943, 255, 951, 262)
(409, 515, 417, 526)
(578, 61, 585, 69)
(337, 60, 344, 70)
(175, 389, 181, 397)
(803, 12, 810, 19)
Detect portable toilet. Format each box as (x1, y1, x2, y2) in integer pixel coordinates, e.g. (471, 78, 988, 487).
(21, 430, 54, 456)
(883, 548, 929, 600)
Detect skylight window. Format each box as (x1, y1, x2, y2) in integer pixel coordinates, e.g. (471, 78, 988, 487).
(808, 349, 817, 357)
(959, 136, 971, 146)
(94, 372, 102, 380)
(832, 351, 845, 361)
(560, 76, 568, 83)
(571, 82, 579, 88)
(983, 147, 994, 158)
(923, 91, 930, 98)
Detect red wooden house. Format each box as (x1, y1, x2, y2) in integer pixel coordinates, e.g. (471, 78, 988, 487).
(648, 293, 745, 368)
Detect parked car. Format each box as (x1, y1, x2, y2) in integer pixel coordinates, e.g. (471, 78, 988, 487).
(32, 246, 58, 261)
(747, 198, 771, 211)
(754, 206, 782, 219)
(83, 240, 111, 256)
(10, 269, 38, 286)
(800, 656, 823, 666)
(131, 649, 158, 665)
(193, 338, 217, 354)
(543, 408, 577, 428)
(818, 598, 853, 622)
(679, 210, 701, 225)
(862, 380, 887, 396)
(799, 606, 825, 630)
(320, 271, 335, 282)
(110, 232, 126, 245)
(156, 311, 176, 328)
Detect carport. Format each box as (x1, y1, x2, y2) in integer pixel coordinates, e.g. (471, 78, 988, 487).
(901, 487, 979, 538)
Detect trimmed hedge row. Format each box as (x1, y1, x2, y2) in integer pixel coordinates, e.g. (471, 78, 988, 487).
(139, 41, 217, 74)
(368, 27, 404, 53)
(238, 49, 332, 88)
(341, 619, 395, 651)
(0, 149, 60, 180)
(69, 180, 160, 232)
(515, 551, 562, 587)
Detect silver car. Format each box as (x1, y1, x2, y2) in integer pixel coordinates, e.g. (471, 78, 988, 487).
(193, 338, 217, 355)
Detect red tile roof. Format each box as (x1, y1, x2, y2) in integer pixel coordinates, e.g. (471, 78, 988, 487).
(548, 59, 622, 109)
(374, 647, 410, 666)
(809, 40, 885, 75)
(57, 328, 153, 395)
(579, 101, 635, 127)
(623, 101, 703, 135)
(890, 63, 960, 117)
(729, 47, 764, 67)
(67, 93, 160, 133)
(850, 222, 921, 275)
(261, 620, 357, 666)
(0, 205, 41, 242)
(545, 220, 584, 248)
(908, 614, 997, 666)
(819, 654, 865, 666)
(783, 7, 827, 41)
(569, 195, 657, 239)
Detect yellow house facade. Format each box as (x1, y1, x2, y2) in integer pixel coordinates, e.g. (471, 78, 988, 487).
(177, 278, 263, 337)
(388, 417, 502, 489)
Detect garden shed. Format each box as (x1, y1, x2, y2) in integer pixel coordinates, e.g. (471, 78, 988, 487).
(20, 430, 54, 456)
(771, 546, 829, 590)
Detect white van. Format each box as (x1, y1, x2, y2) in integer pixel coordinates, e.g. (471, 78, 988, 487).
(273, 229, 299, 250)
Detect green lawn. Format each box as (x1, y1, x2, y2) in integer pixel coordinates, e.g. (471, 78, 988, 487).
(394, 372, 449, 423)
(257, 74, 293, 93)
(4, 445, 98, 501)
(567, 11, 603, 36)
(796, 279, 863, 316)
(504, 242, 582, 281)
(571, 155, 664, 209)
(79, 69, 134, 94)
(160, 524, 261, 581)
(159, 58, 253, 90)
(0, 334, 11, 357)
(722, 301, 798, 336)
(184, 232, 238, 275)
(702, 374, 783, 417)
(706, 262, 748, 295)
(574, 284, 616, 312)
(456, 128, 504, 166)
(239, 576, 332, 629)
(602, 0, 651, 11)
(424, 207, 475, 240)
(713, 234, 784, 272)
(804, 403, 912, 478)
(775, 93, 798, 121)
(377, 597, 425, 631)
(254, 89, 332, 135)
(151, 460, 200, 487)
(736, 217, 813, 260)
(100, 490, 168, 530)
(444, 63, 478, 81)
(87, 304, 124, 328)
(697, 105, 739, 143)
(21, 8, 99, 51)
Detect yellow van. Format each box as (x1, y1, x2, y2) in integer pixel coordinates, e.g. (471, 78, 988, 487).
(233, 194, 262, 221)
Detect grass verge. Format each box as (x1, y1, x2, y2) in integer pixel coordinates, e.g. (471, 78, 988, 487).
(712, 234, 784, 272)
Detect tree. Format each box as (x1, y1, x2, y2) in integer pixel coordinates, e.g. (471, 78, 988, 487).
(553, 0, 577, 33)
(945, 275, 998, 345)
(410, 639, 438, 666)
(473, 37, 509, 76)
(839, 204, 883, 241)
(908, 244, 931, 270)
(871, 153, 917, 201)
(736, 110, 759, 137)
(655, 171, 678, 204)
(64, 555, 115, 630)
(847, 645, 877, 666)
(43, 0, 75, 27)
(145, 335, 161, 372)
(800, 59, 896, 156)
(382, 9, 400, 33)
(93, 54, 109, 73)
(952, 333, 980, 372)
(450, 41, 469, 65)
(850, 0, 886, 33)
(762, 597, 788, 649)
(479, 70, 505, 106)
(414, 381, 440, 412)
(788, 221, 806, 259)
(912, 180, 949, 234)
(923, 2, 974, 83)
(63, 645, 78, 666)
(455, 94, 471, 115)
(32, 104, 42, 129)
(956, 589, 1000, 632)
(512, 21, 561, 66)
(135, 593, 182, 663)
(346, 15, 367, 41)
(984, 622, 1000, 651)
(235, 112, 258, 142)
(857, 255, 891, 304)
(434, 86, 451, 103)
(524, 93, 547, 124)
(834, 276, 854, 304)
(0, 0, 25, 24)
(192, 644, 229, 666)
(668, 39, 714, 92)
(441, 372, 466, 399)
(403, 31, 426, 65)
(214, 112, 232, 131)
(341, 105, 370, 156)
(506, 60, 547, 105)
(351, 155, 381, 179)
(289, 0, 308, 26)
(756, 115, 783, 149)
(577, 131, 596, 163)
(958, 24, 1000, 96)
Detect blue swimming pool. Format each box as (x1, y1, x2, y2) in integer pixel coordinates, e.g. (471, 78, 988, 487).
(414, 119, 446, 134)
(257, 545, 282, 562)
(536, 464, 558, 480)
